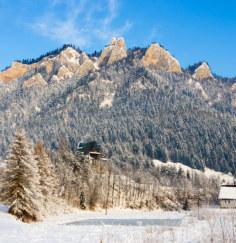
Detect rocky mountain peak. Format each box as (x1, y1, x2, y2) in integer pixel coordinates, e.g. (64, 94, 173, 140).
(0, 61, 30, 83)
(110, 37, 126, 49)
(192, 62, 213, 80)
(50, 48, 95, 81)
(57, 47, 81, 71)
(75, 52, 96, 77)
(56, 65, 73, 81)
(142, 43, 182, 73)
(98, 37, 127, 66)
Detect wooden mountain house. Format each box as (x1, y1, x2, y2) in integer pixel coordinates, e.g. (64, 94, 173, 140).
(77, 141, 103, 160)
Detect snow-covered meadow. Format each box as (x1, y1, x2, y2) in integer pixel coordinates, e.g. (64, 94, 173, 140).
(0, 204, 236, 243)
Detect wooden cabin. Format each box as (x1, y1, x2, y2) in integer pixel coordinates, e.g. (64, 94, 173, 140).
(77, 141, 103, 160)
(78, 141, 101, 154)
(218, 185, 236, 208)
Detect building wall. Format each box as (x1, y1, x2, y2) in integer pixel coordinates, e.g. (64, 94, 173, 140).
(220, 199, 236, 208)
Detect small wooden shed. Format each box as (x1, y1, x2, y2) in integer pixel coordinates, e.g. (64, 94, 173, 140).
(218, 185, 236, 208)
(77, 141, 101, 155)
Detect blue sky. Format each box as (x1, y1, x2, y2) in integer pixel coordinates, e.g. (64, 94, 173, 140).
(0, 0, 236, 77)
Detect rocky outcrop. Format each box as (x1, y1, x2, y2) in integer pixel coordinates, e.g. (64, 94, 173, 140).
(98, 38, 127, 66)
(30, 47, 95, 83)
(50, 75, 60, 83)
(56, 65, 73, 81)
(58, 47, 81, 72)
(232, 83, 236, 92)
(0, 62, 30, 83)
(23, 73, 47, 88)
(142, 43, 182, 73)
(192, 62, 213, 80)
(37, 58, 55, 75)
(76, 52, 95, 77)
(56, 48, 95, 79)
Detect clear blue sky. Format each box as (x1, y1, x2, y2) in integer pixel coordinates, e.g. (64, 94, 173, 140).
(0, 0, 236, 77)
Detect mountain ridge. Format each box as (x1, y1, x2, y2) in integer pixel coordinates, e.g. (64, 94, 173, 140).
(0, 38, 235, 175)
(2, 38, 232, 83)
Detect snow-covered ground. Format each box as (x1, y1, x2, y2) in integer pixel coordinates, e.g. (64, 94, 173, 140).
(0, 204, 235, 243)
(153, 159, 234, 184)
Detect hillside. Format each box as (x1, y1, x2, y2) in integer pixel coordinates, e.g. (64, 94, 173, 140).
(0, 38, 235, 174)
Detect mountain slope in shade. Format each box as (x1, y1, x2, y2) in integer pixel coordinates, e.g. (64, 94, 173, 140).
(0, 38, 235, 174)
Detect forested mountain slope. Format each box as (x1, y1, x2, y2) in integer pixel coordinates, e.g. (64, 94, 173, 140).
(0, 38, 235, 174)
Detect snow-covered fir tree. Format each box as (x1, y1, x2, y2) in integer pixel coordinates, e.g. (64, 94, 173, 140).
(2, 131, 43, 223)
(34, 143, 59, 207)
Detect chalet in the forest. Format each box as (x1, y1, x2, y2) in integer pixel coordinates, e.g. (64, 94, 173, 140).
(218, 185, 236, 208)
(78, 141, 103, 160)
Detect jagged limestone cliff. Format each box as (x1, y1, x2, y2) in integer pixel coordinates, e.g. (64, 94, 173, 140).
(192, 62, 213, 80)
(142, 43, 182, 73)
(0, 62, 30, 83)
(98, 37, 127, 66)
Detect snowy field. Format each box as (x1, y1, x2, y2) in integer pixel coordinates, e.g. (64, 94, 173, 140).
(0, 204, 236, 243)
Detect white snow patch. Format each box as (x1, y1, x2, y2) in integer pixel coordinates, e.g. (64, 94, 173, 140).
(194, 82, 208, 99)
(130, 79, 147, 91)
(100, 93, 115, 108)
(153, 160, 234, 184)
(35, 106, 41, 112)
(153, 160, 199, 176)
(0, 161, 6, 168)
(94, 61, 100, 70)
(0, 204, 8, 213)
(187, 78, 193, 84)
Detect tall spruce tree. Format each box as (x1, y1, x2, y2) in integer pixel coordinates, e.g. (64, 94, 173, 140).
(34, 143, 58, 205)
(3, 131, 42, 223)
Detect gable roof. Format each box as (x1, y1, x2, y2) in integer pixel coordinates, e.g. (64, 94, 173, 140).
(219, 185, 236, 200)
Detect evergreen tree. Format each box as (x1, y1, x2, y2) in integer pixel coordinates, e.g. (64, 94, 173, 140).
(3, 131, 42, 223)
(34, 143, 59, 206)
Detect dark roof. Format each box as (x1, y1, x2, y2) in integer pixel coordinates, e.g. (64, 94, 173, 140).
(78, 141, 101, 154)
(221, 185, 236, 187)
